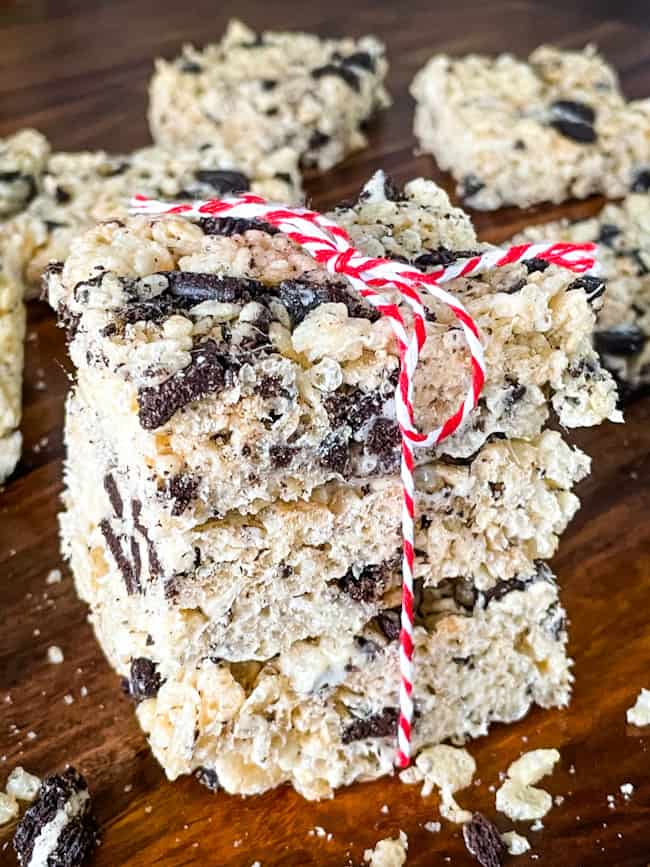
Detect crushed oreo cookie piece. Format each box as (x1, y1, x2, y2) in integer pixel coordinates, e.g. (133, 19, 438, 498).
(548, 99, 597, 143)
(308, 129, 331, 150)
(630, 169, 650, 193)
(524, 256, 551, 274)
(138, 340, 227, 429)
(567, 274, 606, 303)
(462, 813, 506, 867)
(451, 578, 478, 612)
(312, 63, 360, 92)
(56, 302, 82, 343)
(129, 657, 163, 701)
(166, 271, 262, 305)
(342, 707, 399, 744)
(318, 433, 350, 475)
(131, 499, 163, 580)
(324, 386, 383, 433)
(99, 519, 140, 595)
(13, 767, 98, 867)
(597, 223, 622, 247)
(103, 473, 124, 519)
(193, 169, 250, 195)
(180, 60, 203, 74)
(503, 379, 527, 410)
(165, 474, 200, 516)
(269, 444, 295, 468)
(366, 417, 401, 466)
(342, 51, 375, 72)
(337, 561, 391, 603)
(278, 278, 379, 326)
(481, 564, 553, 607)
(459, 174, 485, 200)
(198, 216, 279, 237)
(374, 608, 401, 642)
(195, 767, 220, 792)
(594, 324, 647, 357)
(413, 246, 481, 269)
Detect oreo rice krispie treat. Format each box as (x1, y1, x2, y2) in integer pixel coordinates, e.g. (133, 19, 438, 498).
(411, 44, 650, 210)
(513, 192, 650, 392)
(1, 134, 301, 302)
(0, 129, 50, 218)
(0, 218, 26, 482)
(47, 172, 619, 515)
(48, 173, 617, 798)
(148, 19, 390, 171)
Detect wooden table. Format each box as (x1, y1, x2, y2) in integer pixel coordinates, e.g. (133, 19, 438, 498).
(1, 1, 649, 864)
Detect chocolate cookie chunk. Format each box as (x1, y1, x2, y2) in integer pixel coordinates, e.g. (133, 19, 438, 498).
(14, 767, 99, 867)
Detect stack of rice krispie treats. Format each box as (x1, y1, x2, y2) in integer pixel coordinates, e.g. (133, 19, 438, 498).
(47, 171, 620, 799)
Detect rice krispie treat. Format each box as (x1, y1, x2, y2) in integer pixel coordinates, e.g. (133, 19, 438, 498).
(0, 230, 26, 482)
(513, 193, 650, 391)
(45, 173, 619, 517)
(2, 136, 301, 301)
(62, 384, 588, 661)
(113, 568, 570, 799)
(148, 19, 390, 171)
(411, 44, 650, 210)
(0, 129, 50, 218)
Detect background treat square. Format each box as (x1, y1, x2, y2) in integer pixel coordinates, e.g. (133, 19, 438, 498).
(0, 129, 50, 218)
(512, 192, 650, 392)
(411, 44, 650, 210)
(0, 137, 302, 303)
(148, 19, 390, 171)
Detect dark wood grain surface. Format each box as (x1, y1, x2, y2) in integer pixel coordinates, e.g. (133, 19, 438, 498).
(1, 1, 649, 864)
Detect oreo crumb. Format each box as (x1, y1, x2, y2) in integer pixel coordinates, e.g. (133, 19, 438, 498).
(318, 433, 350, 475)
(99, 519, 140, 594)
(167, 271, 263, 305)
(549, 100, 597, 144)
(630, 169, 650, 193)
(414, 247, 481, 269)
(129, 657, 163, 702)
(567, 274, 606, 303)
(324, 386, 383, 433)
(131, 499, 163, 579)
(198, 216, 278, 237)
(342, 707, 399, 744)
(462, 813, 506, 867)
(597, 223, 622, 247)
(524, 256, 550, 274)
(374, 608, 401, 642)
(460, 174, 485, 200)
(165, 474, 200, 516)
(595, 324, 646, 357)
(269, 445, 295, 468)
(338, 562, 391, 603)
(279, 278, 379, 326)
(312, 63, 360, 92)
(366, 417, 401, 466)
(193, 169, 250, 195)
(138, 341, 227, 429)
(103, 473, 124, 519)
(195, 767, 220, 792)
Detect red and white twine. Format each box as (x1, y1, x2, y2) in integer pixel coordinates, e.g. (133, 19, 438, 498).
(130, 193, 598, 767)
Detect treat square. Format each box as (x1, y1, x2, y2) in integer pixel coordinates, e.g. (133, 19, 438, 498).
(412, 44, 650, 209)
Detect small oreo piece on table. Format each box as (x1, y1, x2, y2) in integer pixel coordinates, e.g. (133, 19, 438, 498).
(13, 767, 99, 867)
